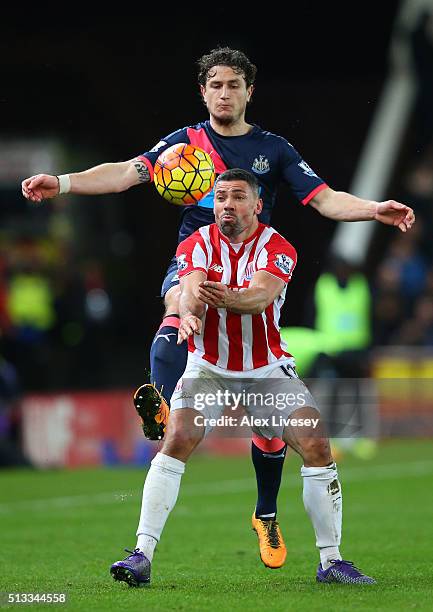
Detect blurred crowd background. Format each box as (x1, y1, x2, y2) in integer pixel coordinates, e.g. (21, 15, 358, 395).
(1, 2, 433, 466)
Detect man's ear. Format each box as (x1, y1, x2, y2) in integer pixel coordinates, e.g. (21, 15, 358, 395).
(256, 198, 263, 215)
(200, 85, 206, 101)
(247, 85, 254, 103)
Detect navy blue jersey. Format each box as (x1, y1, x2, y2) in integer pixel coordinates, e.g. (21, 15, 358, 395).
(138, 120, 327, 244)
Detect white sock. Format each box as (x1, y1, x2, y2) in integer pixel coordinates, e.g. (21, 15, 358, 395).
(136, 452, 185, 560)
(319, 546, 341, 569)
(136, 534, 158, 562)
(301, 463, 343, 569)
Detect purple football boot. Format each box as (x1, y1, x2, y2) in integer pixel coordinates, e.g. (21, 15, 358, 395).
(110, 548, 151, 587)
(317, 559, 376, 584)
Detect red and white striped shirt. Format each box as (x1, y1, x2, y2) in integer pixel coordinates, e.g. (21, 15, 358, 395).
(176, 223, 297, 371)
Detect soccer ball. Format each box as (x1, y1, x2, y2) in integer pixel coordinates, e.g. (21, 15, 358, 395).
(154, 143, 215, 206)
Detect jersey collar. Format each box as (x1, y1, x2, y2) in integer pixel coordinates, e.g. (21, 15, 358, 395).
(205, 120, 259, 139)
(216, 222, 264, 254)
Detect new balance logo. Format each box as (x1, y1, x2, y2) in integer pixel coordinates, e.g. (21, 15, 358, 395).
(210, 264, 224, 273)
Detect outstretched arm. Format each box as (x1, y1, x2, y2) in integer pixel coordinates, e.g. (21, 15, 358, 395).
(310, 186, 415, 232)
(21, 157, 152, 203)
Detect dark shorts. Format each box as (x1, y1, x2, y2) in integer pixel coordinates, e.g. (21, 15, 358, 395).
(161, 256, 179, 298)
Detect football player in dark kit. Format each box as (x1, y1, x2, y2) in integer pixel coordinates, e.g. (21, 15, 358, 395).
(22, 47, 415, 577)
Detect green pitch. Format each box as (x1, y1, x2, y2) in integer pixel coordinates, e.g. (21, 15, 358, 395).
(1, 439, 433, 611)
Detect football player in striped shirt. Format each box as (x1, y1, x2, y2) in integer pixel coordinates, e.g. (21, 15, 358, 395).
(110, 169, 376, 586)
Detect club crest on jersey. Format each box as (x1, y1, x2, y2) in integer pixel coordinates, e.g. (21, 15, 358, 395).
(177, 254, 188, 271)
(244, 262, 255, 281)
(298, 160, 318, 177)
(275, 253, 294, 275)
(252, 155, 270, 175)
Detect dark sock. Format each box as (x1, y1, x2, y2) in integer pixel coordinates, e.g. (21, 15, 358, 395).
(251, 441, 287, 518)
(150, 316, 187, 402)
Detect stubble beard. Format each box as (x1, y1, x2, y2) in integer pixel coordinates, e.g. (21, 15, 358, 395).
(213, 114, 235, 127)
(219, 219, 244, 239)
(210, 106, 243, 128)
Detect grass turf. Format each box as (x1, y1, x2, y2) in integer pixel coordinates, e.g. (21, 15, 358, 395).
(1, 439, 433, 611)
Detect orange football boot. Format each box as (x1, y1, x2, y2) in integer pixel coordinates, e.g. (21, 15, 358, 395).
(133, 383, 170, 440)
(252, 513, 287, 569)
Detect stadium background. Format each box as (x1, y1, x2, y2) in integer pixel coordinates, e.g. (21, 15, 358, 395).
(1, 3, 433, 610)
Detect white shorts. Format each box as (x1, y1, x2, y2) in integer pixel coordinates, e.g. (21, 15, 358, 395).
(170, 355, 318, 439)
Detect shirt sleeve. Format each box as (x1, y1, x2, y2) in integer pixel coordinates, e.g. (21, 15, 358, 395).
(279, 137, 328, 205)
(175, 232, 209, 278)
(256, 233, 297, 284)
(136, 127, 190, 180)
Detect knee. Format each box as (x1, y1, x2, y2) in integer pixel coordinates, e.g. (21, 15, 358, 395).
(300, 437, 332, 467)
(162, 428, 201, 462)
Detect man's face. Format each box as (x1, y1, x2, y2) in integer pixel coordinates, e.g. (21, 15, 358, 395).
(214, 179, 262, 239)
(200, 65, 253, 126)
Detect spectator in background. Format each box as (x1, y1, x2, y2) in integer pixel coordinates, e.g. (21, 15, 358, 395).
(372, 215, 433, 347)
(310, 257, 377, 458)
(3, 240, 56, 390)
(282, 255, 378, 459)
(391, 294, 433, 346)
(7, 264, 55, 339)
(312, 256, 371, 356)
(372, 255, 403, 346)
(376, 230, 427, 310)
(280, 256, 371, 375)
(51, 259, 113, 389)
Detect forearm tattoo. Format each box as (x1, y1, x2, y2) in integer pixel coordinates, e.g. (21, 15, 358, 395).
(134, 160, 151, 183)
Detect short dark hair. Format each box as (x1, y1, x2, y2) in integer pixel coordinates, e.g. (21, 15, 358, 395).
(197, 47, 257, 88)
(215, 168, 260, 196)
